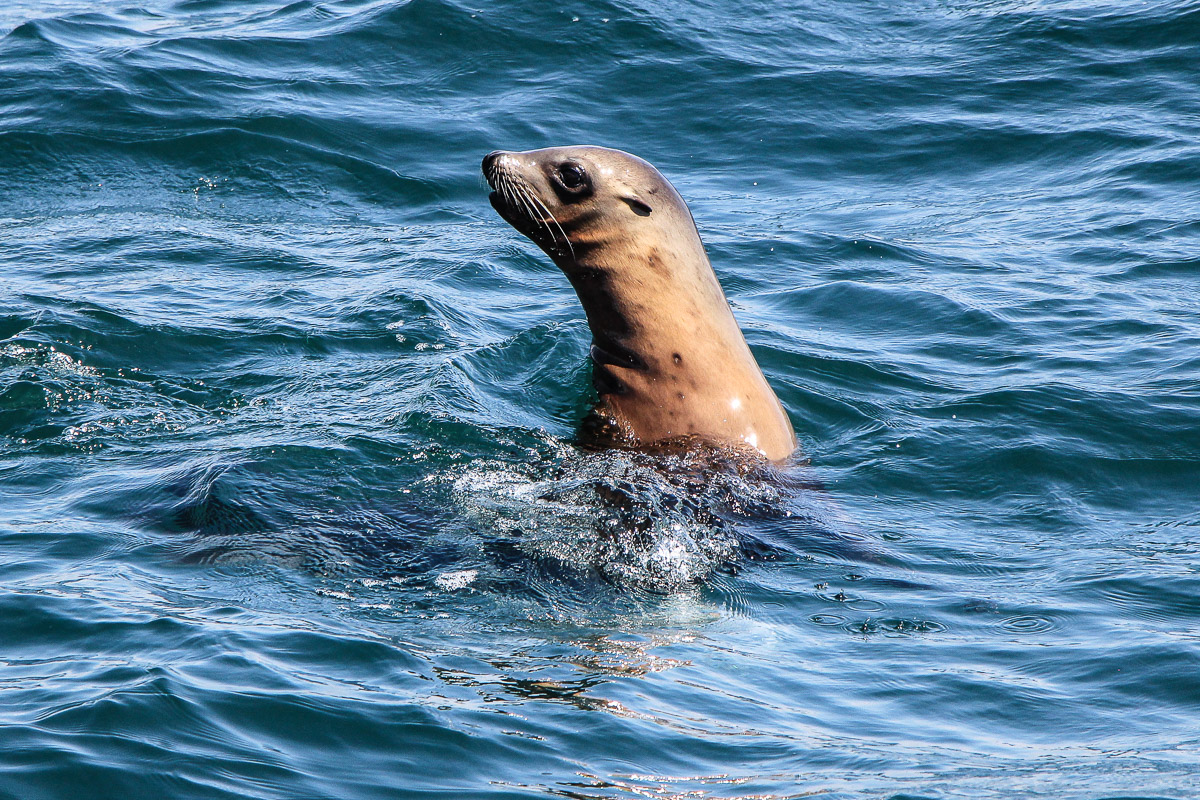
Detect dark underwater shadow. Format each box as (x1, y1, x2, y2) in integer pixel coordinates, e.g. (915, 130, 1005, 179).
(96, 431, 892, 613)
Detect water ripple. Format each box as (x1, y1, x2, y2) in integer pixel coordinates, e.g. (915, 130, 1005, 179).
(2, 0, 1199, 797)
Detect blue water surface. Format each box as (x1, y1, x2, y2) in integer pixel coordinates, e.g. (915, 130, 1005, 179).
(1, 1, 1198, 798)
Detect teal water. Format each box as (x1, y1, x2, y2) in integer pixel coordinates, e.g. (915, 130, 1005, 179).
(2, 1, 1198, 797)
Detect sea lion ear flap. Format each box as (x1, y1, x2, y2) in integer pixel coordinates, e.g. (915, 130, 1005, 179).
(622, 196, 652, 217)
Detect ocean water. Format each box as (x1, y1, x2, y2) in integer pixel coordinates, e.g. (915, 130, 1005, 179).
(2, 0, 1198, 797)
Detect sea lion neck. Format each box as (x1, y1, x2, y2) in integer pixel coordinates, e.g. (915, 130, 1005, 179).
(556, 234, 746, 377)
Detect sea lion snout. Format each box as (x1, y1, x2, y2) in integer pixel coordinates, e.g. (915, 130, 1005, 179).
(481, 150, 512, 178)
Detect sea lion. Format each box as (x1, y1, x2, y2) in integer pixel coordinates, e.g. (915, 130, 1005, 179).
(482, 146, 797, 463)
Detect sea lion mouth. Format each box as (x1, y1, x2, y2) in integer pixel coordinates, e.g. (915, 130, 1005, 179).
(487, 189, 511, 219)
(483, 157, 526, 221)
(486, 183, 568, 256)
(488, 189, 541, 238)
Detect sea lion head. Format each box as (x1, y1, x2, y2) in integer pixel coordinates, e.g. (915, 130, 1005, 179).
(481, 146, 698, 269)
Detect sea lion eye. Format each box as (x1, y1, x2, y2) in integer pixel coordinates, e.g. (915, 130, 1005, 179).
(558, 163, 586, 189)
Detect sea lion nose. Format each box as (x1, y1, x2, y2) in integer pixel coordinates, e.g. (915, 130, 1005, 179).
(481, 151, 504, 175)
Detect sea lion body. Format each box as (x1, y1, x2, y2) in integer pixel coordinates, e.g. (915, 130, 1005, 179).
(482, 146, 796, 462)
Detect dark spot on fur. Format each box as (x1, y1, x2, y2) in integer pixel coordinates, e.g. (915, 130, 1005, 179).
(646, 248, 665, 273)
(672, 353, 682, 365)
(677, 392, 686, 400)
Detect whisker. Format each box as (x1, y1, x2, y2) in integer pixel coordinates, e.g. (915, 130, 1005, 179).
(506, 175, 556, 248)
(489, 166, 576, 262)
(518, 180, 575, 261)
(512, 182, 554, 243)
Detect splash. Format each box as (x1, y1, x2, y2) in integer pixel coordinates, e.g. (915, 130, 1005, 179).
(442, 444, 788, 592)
